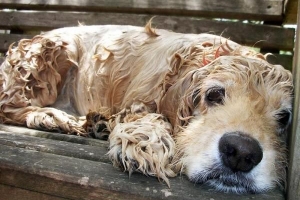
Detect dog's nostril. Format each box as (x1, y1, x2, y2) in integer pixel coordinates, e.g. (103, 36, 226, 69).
(218, 132, 263, 173)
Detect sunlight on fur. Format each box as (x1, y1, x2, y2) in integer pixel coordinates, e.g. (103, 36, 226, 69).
(0, 20, 293, 193)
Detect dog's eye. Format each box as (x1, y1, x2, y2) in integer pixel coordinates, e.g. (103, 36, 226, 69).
(276, 110, 291, 128)
(206, 87, 225, 105)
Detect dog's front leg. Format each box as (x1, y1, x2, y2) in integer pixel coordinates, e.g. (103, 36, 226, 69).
(26, 107, 86, 135)
(107, 108, 177, 186)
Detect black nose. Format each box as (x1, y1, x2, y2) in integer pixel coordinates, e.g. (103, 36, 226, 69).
(218, 132, 263, 173)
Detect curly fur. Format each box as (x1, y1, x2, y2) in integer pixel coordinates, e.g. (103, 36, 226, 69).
(0, 22, 293, 193)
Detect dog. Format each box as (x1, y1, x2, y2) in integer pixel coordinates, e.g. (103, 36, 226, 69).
(0, 22, 293, 193)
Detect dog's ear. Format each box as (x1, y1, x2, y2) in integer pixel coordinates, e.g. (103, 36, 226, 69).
(159, 48, 216, 131)
(192, 89, 201, 107)
(159, 69, 208, 131)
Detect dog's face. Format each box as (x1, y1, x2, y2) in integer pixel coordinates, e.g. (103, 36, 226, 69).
(175, 56, 293, 193)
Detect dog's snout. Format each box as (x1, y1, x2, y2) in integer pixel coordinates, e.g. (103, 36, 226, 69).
(219, 132, 263, 173)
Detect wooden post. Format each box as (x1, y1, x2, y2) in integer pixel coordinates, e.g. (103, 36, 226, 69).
(287, 1, 300, 199)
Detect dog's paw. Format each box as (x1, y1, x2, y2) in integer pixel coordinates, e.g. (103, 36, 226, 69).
(107, 113, 177, 187)
(115, 150, 140, 175)
(83, 111, 110, 140)
(26, 108, 86, 136)
(27, 112, 59, 130)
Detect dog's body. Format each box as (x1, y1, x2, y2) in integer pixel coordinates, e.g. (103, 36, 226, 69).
(0, 23, 293, 193)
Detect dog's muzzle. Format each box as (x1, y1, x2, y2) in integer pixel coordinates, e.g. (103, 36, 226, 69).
(219, 132, 263, 173)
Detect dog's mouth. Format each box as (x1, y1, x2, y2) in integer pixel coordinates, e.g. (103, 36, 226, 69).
(205, 174, 255, 194)
(190, 168, 260, 194)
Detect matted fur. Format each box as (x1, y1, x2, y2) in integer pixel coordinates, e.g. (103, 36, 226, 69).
(0, 22, 293, 193)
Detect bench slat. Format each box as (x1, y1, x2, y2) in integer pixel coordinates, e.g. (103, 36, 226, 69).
(0, 184, 66, 200)
(0, 132, 109, 162)
(0, 124, 107, 146)
(0, 12, 295, 51)
(0, 0, 284, 21)
(0, 33, 32, 53)
(0, 145, 150, 200)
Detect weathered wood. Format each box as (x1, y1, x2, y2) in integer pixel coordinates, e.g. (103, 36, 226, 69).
(0, 140, 285, 200)
(284, 0, 298, 24)
(287, 1, 300, 199)
(0, 56, 4, 64)
(0, 0, 284, 21)
(0, 184, 67, 200)
(0, 132, 109, 162)
(0, 124, 107, 146)
(0, 162, 151, 200)
(0, 33, 32, 53)
(0, 13, 295, 51)
(266, 54, 293, 71)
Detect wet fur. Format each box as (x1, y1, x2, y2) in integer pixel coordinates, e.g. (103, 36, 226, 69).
(0, 22, 293, 193)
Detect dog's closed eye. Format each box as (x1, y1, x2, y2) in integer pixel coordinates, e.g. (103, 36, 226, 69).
(205, 87, 225, 106)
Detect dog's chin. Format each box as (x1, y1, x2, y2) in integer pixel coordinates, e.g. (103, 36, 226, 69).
(205, 179, 254, 194)
(188, 168, 268, 194)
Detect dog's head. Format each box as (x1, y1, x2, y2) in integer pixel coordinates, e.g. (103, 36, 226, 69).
(163, 55, 293, 193)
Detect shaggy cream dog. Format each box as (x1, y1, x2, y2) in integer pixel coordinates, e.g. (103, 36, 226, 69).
(0, 22, 293, 193)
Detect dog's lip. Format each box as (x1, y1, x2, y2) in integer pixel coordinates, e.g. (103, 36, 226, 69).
(208, 174, 245, 187)
(194, 173, 241, 186)
(205, 178, 254, 194)
(190, 169, 257, 193)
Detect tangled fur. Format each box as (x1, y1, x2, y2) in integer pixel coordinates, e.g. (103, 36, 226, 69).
(0, 22, 293, 193)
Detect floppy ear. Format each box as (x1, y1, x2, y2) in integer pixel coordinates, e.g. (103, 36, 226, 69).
(159, 57, 210, 132)
(158, 42, 229, 132)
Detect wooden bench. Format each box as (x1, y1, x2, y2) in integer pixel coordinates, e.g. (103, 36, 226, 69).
(0, 0, 298, 199)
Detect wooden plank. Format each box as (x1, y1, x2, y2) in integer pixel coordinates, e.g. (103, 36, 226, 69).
(0, 143, 285, 200)
(0, 33, 32, 53)
(266, 54, 293, 71)
(0, 160, 150, 200)
(0, 56, 4, 64)
(287, 1, 300, 199)
(0, 0, 284, 21)
(0, 132, 109, 162)
(0, 124, 107, 147)
(284, 0, 298, 24)
(0, 13, 295, 51)
(0, 184, 67, 200)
